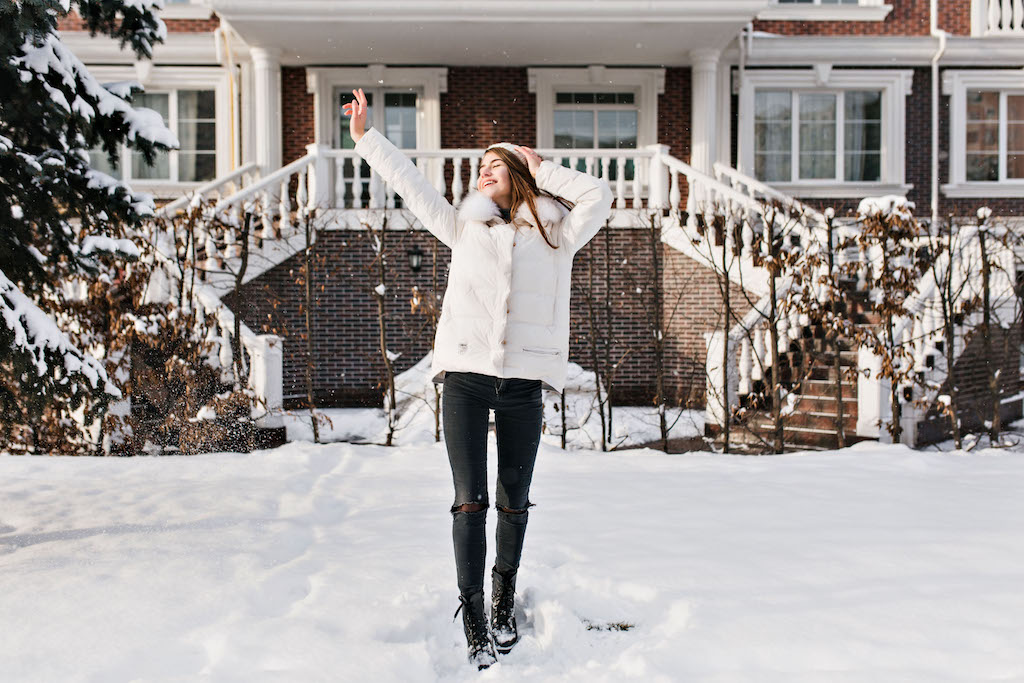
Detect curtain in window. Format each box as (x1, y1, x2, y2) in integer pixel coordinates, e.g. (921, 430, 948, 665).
(966, 90, 999, 182)
(754, 91, 792, 182)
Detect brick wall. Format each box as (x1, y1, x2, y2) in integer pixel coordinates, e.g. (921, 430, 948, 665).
(226, 223, 681, 407)
(58, 13, 219, 33)
(754, 0, 970, 37)
(442, 68, 536, 147)
(282, 67, 316, 165)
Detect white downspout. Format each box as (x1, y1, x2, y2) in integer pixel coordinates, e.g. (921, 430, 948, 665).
(931, 0, 948, 231)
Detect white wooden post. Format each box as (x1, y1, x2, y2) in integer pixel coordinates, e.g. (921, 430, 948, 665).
(705, 330, 738, 428)
(857, 345, 888, 441)
(306, 143, 332, 211)
(246, 333, 283, 427)
(645, 143, 670, 211)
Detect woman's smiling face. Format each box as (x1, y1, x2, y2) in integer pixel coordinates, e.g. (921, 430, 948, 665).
(478, 151, 513, 208)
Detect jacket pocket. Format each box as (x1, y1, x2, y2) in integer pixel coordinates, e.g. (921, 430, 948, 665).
(522, 346, 560, 357)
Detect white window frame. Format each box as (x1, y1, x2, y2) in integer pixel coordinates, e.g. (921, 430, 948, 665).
(87, 65, 231, 195)
(306, 66, 447, 152)
(528, 67, 665, 151)
(942, 69, 1024, 198)
(758, 0, 893, 21)
(739, 68, 913, 198)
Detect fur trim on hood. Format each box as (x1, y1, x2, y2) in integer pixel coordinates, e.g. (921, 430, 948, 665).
(457, 191, 569, 228)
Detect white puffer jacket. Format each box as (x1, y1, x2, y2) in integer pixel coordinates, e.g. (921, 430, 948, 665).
(355, 127, 613, 393)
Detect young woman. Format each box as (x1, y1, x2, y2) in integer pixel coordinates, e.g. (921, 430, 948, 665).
(344, 88, 612, 669)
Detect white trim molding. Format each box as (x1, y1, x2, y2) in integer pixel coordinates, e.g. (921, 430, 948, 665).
(160, 1, 216, 20)
(741, 36, 1024, 67)
(942, 69, 1024, 198)
(305, 66, 448, 150)
(527, 67, 665, 149)
(86, 65, 233, 195)
(738, 68, 914, 197)
(757, 0, 893, 21)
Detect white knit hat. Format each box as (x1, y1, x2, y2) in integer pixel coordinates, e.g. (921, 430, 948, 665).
(485, 142, 527, 164)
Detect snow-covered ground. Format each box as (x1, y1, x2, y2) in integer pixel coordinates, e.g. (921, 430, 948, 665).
(3, 441, 1024, 681)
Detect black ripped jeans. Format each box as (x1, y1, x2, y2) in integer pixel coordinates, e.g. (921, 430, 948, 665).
(442, 371, 543, 599)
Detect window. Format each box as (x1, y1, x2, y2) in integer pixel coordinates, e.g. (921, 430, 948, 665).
(89, 89, 217, 184)
(942, 70, 1024, 197)
(754, 89, 882, 183)
(333, 89, 418, 150)
(554, 91, 637, 180)
(965, 91, 1024, 181)
(739, 69, 912, 197)
(333, 88, 419, 207)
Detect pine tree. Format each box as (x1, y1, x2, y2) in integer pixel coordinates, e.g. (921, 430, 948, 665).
(0, 0, 176, 444)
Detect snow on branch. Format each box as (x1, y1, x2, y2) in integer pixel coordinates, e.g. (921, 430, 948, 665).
(0, 268, 119, 397)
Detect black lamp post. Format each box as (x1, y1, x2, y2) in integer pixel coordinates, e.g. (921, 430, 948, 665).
(407, 245, 424, 273)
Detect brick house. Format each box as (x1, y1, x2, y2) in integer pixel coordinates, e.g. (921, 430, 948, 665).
(63, 0, 1024, 446)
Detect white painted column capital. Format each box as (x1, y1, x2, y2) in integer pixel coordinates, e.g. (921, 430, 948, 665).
(251, 46, 282, 175)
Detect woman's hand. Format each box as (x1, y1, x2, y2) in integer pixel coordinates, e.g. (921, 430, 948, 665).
(341, 88, 368, 143)
(514, 146, 543, 178)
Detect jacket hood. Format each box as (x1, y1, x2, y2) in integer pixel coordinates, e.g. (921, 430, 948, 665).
(457, 191, 569, 228)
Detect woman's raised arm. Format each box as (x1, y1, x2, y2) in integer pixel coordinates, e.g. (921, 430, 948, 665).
(533, 158, 614, 253)
(344, 89, 457, 248)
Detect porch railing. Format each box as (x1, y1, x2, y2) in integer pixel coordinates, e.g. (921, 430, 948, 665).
(973, 0, 1024, 36)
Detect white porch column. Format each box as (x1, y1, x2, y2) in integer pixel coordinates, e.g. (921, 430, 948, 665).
(251, 47, 282, 175)
(690, 48, 721, 176)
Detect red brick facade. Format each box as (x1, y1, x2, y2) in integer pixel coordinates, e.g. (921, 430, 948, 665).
(754, 0, 970, 36)
(224, 225, 674, 407)
(58, 13, 219, 33)
(282, 67, 316, 166)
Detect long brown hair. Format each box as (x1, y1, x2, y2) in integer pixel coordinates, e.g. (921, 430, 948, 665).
(486, 147, 574, 249)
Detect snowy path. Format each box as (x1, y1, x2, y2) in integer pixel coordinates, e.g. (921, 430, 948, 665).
(2, 441, 1024, 681)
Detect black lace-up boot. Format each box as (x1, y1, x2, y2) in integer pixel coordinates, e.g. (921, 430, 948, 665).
(491, 567, 519, 654)
(454, 591, 496, 670)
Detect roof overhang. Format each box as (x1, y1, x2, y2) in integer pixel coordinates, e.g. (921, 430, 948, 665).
(210, 0, 771, 66)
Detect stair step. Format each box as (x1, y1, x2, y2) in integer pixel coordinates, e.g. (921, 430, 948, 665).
(754, 411, 857, 432)
(798, 379, 858, 397)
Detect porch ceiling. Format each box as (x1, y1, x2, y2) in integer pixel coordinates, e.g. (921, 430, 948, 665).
(210, 0, 769, 66)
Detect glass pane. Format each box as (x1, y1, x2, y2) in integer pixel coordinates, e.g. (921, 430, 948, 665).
(967, 154, 999, 181)
(88, 147, 121, 180)
(132, 149, 170, 180)
(131, 92, 169, 120)
(966, 122, 999, 152)
(966, 91, 999, 122)
(130, 92, 169, 180)
(178, 121, 216, 152)
(755, 122, 791, 153)
(800, 93, 836, 122)
(845, 152, 880, 182)
(800, 152, 836, 180)
(756, 153, 791, 182)
(799, 94, 836, 180)
(384, 92, 417, 149)
(1009, 95, 1024, 121)
(755, 90, 791, 122)
(554, 110, 594, 149)
(844, 122, 881, 154)
(596, 110, 637, 149)
(337, 89, 373, 149)
(1009, 123, 1024, 153)
(178, 89, 215, 120)
(1008, 155, 1024, 179)
(179, 152, 216, 182)
(755, 91, 792, 181)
